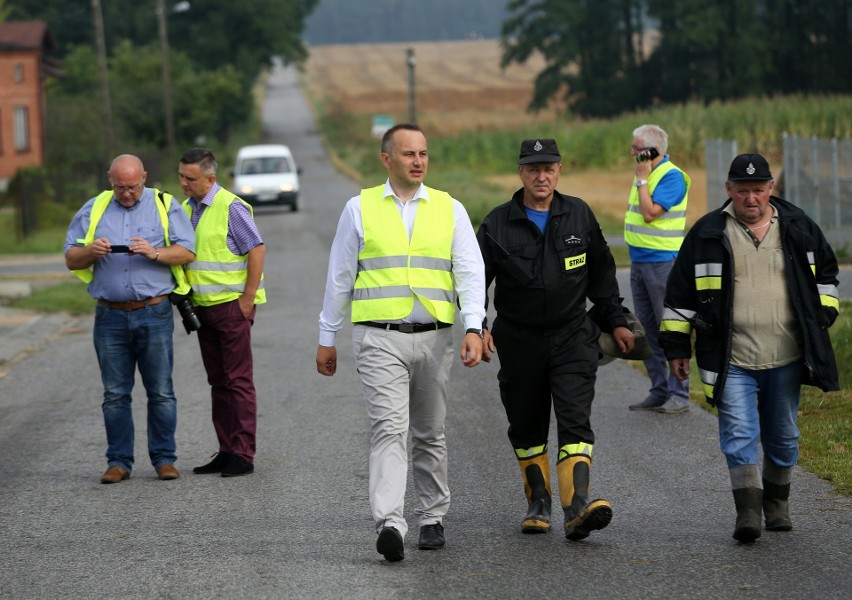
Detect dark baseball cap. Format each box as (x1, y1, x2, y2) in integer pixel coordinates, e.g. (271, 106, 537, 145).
(728, 153, 773, 181)
(518, 138, 562, 164)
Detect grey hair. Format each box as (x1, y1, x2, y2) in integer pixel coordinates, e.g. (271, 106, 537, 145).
(632, 124, 668, 155)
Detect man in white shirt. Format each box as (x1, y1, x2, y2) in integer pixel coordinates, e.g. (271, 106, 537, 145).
(316, 123, 486, 562)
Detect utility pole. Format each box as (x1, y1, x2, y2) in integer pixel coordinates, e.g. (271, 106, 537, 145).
(156, 0, 176, 166)
(91, 0, 114, 160)
(406, 48, 416, 124)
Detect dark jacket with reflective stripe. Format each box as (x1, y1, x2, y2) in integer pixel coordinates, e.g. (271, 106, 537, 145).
(477, 189, 628, 333)
(660, 196, 840, 404)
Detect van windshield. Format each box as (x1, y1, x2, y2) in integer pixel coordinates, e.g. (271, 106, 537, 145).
(238, 157, 292, 175)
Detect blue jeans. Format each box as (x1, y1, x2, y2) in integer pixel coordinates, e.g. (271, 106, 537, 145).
(94, 300, 177, 471)
(717, 362, 802, 469)
(630, 260, 690, 401)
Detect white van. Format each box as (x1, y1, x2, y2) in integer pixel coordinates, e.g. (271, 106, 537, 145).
(233, 144, 300, 211)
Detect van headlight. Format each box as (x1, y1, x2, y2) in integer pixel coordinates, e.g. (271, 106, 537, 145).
(239, 185, 254, 194)
(279, 183, 294, 192)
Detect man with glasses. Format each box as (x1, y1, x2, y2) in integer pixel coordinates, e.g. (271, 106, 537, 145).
(65, 154, 196, 483)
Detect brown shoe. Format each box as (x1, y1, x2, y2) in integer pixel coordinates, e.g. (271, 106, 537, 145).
(157, 464, 180, 480)
(100, 466, 130, 484)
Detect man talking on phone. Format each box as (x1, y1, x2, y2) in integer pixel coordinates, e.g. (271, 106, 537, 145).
(623, 125, 692, 413)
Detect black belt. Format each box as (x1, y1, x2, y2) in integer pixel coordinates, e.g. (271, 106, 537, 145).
(359, 321, 452, 333)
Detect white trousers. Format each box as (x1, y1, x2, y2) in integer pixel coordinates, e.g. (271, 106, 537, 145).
(352, 325, 454, 538)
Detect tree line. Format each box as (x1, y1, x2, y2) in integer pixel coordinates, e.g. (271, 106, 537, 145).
(4, 0, 317, 195)
(502, 0, 852, 118)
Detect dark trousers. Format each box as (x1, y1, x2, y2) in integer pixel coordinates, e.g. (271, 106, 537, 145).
(492, 317, 598, 453)
(196, 299, 257, 462)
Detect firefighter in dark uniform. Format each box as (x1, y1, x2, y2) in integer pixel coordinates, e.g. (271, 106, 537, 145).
(477, 139, 635, 540)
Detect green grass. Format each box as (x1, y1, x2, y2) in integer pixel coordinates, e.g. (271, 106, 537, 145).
(5, 281, 94, 315)
(0, 211, 67, 254)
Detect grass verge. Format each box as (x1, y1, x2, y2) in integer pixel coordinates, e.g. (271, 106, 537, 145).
(5, 281, 94, 315)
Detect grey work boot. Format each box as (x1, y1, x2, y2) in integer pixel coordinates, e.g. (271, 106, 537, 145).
(730, 464, 762, 543)
(732, 488, 763, 542)
(763, 460, 793, 531)
(629, 396, 666, 411)
(654, 396, 690, 414)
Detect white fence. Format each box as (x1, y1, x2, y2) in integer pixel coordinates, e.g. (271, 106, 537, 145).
(783, 134, 852, 248)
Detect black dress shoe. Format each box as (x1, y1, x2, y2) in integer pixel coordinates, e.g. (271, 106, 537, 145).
(418, 523, 445, 550)
(377, 526, 404, 562)
(193, 452, 232, 474)
(221, 454, 254, 477)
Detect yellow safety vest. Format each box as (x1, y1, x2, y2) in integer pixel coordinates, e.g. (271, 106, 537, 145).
(72, 188, 190, 295)
(182, 188, 266, 307)
(624, 161, 690, 251)
(351, 185, 456, 324)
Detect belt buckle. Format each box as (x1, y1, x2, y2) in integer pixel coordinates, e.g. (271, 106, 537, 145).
(398, 323, 416, 333)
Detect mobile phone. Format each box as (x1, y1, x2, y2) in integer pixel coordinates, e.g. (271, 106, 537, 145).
(110, 244, 131, 253)
(635, 147, 660, 162)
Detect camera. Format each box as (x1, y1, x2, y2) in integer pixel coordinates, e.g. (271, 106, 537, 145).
(635, 147, 660, 162)
(169, 292, 201, 334)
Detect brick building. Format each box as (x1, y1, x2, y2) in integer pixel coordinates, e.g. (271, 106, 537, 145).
(0, 21, 59, 190)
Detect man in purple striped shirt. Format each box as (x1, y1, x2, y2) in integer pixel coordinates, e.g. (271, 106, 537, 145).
(179, 148, 267, 478)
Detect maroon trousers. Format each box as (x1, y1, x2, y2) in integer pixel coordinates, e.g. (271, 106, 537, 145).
(196, 299, 257, 463)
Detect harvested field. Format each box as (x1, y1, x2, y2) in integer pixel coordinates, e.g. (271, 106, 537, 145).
(304, 39, 565, 135)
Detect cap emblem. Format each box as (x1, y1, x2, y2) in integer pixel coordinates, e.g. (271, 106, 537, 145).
(746, 162, 756, 175)
(534, 140, 543, 151)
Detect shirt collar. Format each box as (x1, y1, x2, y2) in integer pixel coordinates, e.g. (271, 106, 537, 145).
(191, 182, 221, 208)
(383, 180, 428, 203)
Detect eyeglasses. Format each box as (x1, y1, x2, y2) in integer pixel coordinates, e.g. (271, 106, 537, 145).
(111, 181, 144, 194)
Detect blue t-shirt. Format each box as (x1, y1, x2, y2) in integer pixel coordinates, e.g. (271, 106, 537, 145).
(525, 207, 550, 234)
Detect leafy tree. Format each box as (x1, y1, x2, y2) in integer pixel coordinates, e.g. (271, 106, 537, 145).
(502, 0, 852, 117)
(501, 0, 646, 117)
(645, 0, 770, 103)
(0, 0, 13, 21)
(764, 0, 852, 94)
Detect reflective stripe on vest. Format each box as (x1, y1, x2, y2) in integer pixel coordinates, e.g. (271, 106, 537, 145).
(72, 189, 190, 294)
(351, 185, 456, 323)
(181, 188, 266, 307)
(624, 161, 690, 251)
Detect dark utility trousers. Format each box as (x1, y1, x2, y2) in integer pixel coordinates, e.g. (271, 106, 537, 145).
(492, 316, 598, 452)
(196, 299, 257, 463)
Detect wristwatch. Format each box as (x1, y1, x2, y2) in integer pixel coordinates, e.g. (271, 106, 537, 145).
(634, 179, 648, 188)
(465, 328, 485, 339)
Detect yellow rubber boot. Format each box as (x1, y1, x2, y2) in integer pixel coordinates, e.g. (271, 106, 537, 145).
(519, 452, 551, 533)
(558, 455, 612, 541)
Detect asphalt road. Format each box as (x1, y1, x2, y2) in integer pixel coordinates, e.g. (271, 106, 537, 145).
(0, 62, 850, 600)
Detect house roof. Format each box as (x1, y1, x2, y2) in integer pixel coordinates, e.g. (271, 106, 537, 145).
(0, 21, 57, 53)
